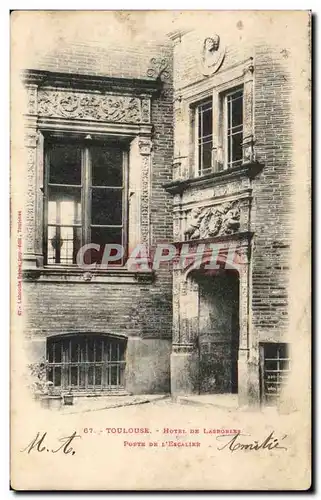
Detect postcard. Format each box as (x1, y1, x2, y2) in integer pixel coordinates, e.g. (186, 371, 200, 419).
(10, 10, 311, 490)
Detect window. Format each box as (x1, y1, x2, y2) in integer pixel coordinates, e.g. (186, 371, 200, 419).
(47, 334, 126, 392)
(196, 99, 213, 176)
(44, 139, 128, 266)
(260, 343, 290, 405)
(224, 88, 243, 169)
(194, 87, 244, 176)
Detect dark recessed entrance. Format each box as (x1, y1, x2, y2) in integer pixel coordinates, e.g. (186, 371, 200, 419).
(194, 269, 239, 394)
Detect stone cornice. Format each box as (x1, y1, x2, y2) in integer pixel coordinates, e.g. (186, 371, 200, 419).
(22, 69, 162, 96)
(23, 267, 155, 284)
(164, 162, 263, 195)
(167, 29, 191, 42)
(171, 231, 254, 248)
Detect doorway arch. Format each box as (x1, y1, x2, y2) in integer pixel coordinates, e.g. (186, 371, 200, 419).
(190, 268, 240, 394)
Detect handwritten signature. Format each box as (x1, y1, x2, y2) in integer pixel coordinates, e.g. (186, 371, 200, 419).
(21, 431, 81, 456)
(216, 431, 288, 452)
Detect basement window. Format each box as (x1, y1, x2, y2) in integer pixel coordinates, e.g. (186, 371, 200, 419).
(47, 334, 126, 392)
(260, 343, 290, 405)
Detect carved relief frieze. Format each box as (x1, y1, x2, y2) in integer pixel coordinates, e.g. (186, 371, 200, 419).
(184, 201, 241, 240)
(37, 90, 151, 124)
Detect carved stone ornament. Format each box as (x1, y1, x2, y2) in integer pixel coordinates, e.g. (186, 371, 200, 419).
(200, 35, 225, 76)
(138, 139, 153, 156)
(243, 141, 255, 164)
(184, 201, 240, 240)
(26, 85, 38, 115)
(37, 90, 150, 124)
(146, 57, 170, 81)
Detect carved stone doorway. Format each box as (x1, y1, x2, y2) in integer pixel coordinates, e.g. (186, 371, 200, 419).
(192, 269, 240, 394)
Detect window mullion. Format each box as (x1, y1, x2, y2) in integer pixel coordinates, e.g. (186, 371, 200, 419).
(83, 147, 91, 246)
(44, 148, 51, 265)
(122, 151, 128, 264)
(56, 202, 61, 264)
(229, 97, 233, 168)
(195, 110, 199, 176)
(223, 96, 228, 170)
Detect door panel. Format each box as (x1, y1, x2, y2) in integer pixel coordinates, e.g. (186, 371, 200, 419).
(197, 271, 239, 394)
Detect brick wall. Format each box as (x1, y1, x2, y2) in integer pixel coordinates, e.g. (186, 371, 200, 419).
(29, 38, 172, 81)
(251, 45, 293, 342)
(23, 37, 174, 344)
(23, 281, 172, 339)
(172, 29, 294, 344)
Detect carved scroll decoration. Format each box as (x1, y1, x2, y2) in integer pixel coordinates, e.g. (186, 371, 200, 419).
(38, 90, 150, 123)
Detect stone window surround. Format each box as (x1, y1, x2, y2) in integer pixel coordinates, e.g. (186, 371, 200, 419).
(173, 57, 255, 182)
(22, 70, 161, 284)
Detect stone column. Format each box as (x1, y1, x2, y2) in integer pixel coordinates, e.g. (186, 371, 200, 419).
(171, 271, 199, 395)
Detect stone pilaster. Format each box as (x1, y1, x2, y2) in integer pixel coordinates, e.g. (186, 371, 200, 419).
(172, 269, 181, 344)
(23, 97, 39, 268)
(171, 270, 200, 396)
(242, 58, 255, 164)
(173, 93, 190, 180)
(237, 242, 259, 406)
(138, 138, 152, 249)
(170, 343, 199, 395)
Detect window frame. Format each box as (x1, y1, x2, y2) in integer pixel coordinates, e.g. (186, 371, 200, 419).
(47, 333, 127, 392)
(43, 137, 129, 267)
(194, 98, 214, 177)
(259, 342, 290, 405)
(223, 86, 244, 170)
(192, 84, 244, 177)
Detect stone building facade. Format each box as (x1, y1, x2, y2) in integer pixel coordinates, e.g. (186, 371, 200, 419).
(21, 21, 295, 406)
(166, 28, 293, 406)
(22, 37, 174, 395)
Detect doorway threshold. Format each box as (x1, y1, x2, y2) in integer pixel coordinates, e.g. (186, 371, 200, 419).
(175, 394, 239, 410)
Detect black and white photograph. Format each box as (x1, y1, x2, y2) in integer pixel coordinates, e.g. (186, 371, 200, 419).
(10, 10, 311, 490)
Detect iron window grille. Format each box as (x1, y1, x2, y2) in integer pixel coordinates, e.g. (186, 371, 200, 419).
(259, 343, 290, 405)
(47, 334, 126, 392)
